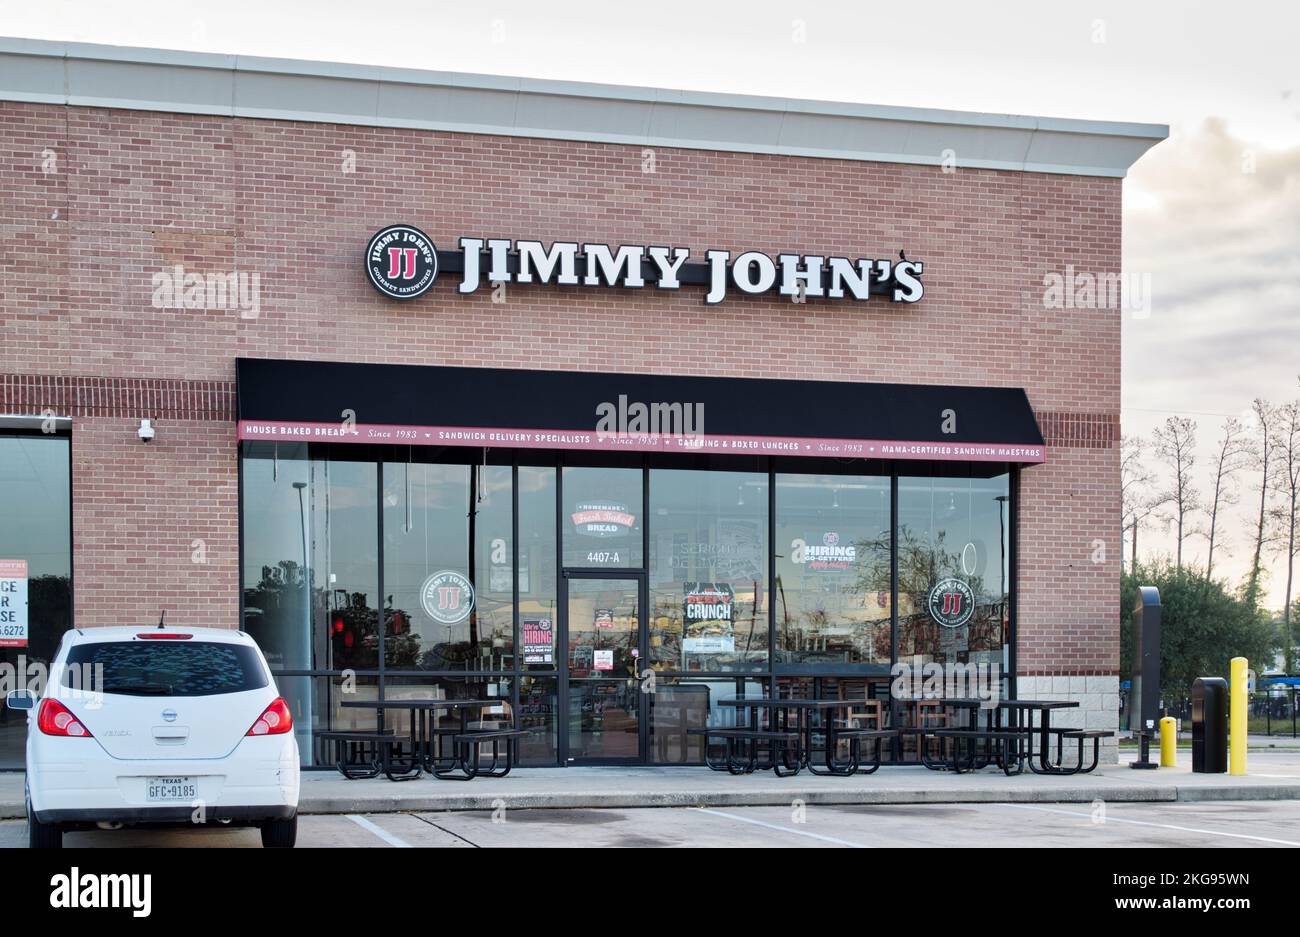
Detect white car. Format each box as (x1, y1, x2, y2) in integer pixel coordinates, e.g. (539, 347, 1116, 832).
(5, 624, 300, 848)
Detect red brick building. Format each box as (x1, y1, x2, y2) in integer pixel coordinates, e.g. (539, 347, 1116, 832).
(0, 39, 1164, 768)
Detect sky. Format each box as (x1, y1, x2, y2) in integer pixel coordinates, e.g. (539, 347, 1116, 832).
(4, 0, 1299, 605)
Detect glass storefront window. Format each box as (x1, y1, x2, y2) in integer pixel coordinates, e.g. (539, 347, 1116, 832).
(649, 676, 766, 764)
(648, 469, 768, 672)
(239, 442, 1018, 766)
(896, 474, 1010, 671)
(242, 442, 311, 671)
(0, 434, 72, 770)
(774, 474, 891, 670)
(382, 460, 515, 671)
(562, 466, 643, 569)
(518, 675, 559, 766)
(316, 457, 380, 672)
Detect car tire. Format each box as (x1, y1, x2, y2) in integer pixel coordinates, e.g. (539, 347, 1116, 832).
(26, 795, 62, 849)
(260, 815, 297, 848)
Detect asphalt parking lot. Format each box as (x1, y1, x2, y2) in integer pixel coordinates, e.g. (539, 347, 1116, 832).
(3, 799, 1299, 848)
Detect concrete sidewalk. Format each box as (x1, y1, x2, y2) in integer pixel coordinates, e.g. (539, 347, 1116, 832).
(3, 751, 1299, 818)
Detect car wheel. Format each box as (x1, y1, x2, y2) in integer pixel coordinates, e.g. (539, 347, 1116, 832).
(260, 815, 297, 848)
(26, 795, 62, 849)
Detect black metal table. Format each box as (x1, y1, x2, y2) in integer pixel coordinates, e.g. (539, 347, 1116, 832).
(341, 698, 512, 778)
(928, 697, 1020, 772)
(994, 699, 1081, 775)
(719, 698, 872, 775)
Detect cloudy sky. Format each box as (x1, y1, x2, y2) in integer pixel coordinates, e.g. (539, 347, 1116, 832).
(6, 0, 1300, 605)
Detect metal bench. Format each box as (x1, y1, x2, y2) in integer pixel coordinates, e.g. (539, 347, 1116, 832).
(686, 727, 803, 776)
(923, 728, 1032, 776)
(435, 728, 528, 781)
(1059, 729, 1115, 774)
(818, 727, 899, 775)
(317, 730, 419, 781)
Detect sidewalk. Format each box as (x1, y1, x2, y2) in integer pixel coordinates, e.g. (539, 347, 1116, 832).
(3, 751, 1298, 818)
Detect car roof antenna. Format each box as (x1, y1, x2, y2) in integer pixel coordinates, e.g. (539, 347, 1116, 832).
(158, 609, 166, 629)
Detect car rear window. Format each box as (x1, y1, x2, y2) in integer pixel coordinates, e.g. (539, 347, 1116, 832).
(64, 641, 269, 697)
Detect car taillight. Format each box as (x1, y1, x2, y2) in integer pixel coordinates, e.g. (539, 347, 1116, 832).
(37, 699, 93, 738)
(247, 697, 293, 736)
(137, 633, 193, 640)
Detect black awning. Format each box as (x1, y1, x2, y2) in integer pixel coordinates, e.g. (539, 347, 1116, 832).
(235, 358, 1044, 464)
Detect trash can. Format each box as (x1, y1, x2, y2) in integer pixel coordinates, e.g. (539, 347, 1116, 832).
(1191, 677, 1228, 773)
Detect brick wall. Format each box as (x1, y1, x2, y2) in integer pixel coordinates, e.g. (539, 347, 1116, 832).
(0, 100, 1122, 687)
(68, 417, 239, 629)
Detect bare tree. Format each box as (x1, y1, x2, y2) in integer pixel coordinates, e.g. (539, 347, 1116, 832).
(1269, 400, 1300, 673)
(1153, 416, 1201, 569)
(1202, 417, 1251, 579)
(1120, 435, 1162, 572)
(1243, 398, 1276, 608)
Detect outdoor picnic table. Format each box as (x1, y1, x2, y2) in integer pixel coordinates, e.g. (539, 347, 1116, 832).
(718, 698, 883, 775)
(341, 698, 513, 779)
(912, 698, 1100, 775)
(993, 699, 1081, 775)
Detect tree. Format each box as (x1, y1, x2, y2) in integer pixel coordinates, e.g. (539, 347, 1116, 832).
(1152, 416, 1200, 568)
(1242, 398, 1276, 609)
(1121, 435, 1165, 572)
(1269, 399, 1300, 672)
(1201, 417, 1251, 579)
(1120, 561, 1276, 695)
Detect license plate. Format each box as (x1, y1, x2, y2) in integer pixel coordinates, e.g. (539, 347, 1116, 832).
(146, 776, 198, 802)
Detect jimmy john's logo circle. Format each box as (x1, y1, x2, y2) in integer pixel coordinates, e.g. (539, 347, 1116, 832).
(420, 570, 474, 624)
(927, 577, 974, 629)
(366, 224, 438, 300)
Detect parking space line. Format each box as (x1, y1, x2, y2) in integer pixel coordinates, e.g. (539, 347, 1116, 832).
(345, 814, 412, 848)
(410, 813, 481, 848)
(993, 803, 1300, 846)
(689, 806, 865, 847)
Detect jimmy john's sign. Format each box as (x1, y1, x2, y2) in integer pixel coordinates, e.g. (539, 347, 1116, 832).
(365, 224, 924, 305)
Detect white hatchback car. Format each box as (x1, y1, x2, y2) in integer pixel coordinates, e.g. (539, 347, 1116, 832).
(5, 624, 300, 848)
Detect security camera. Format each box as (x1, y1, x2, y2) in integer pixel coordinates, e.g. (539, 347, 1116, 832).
(138, 418, 156, 443)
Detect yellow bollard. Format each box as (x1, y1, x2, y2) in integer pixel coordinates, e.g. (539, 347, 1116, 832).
(1159, 716, 1177, 767)
(1229, 657, 1248, 776)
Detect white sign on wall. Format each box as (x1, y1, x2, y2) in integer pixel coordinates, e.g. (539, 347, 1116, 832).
(0, 560, 28, 648)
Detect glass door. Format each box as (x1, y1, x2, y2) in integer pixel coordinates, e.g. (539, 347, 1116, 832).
(560, 573, 646, 764)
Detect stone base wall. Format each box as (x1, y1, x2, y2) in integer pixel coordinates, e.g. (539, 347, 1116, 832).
(1016, 675, 1120, 765)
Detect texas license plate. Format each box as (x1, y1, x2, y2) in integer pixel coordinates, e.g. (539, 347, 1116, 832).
(146, 776, 197, 802)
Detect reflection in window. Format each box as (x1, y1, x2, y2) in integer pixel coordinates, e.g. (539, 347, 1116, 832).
(896, 475, 1010, 670)
(648, 469, 768, 672)
(775, 474, 890, 668)
(562, 467, 643, 569)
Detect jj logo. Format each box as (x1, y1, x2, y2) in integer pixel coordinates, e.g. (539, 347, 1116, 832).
(420, 570, 475, 625)
(366, 225, 438, 300)
(386, 247, 420, 280)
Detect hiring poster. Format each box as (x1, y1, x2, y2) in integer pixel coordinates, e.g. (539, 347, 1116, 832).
(0, 560, 28, 648)
(522, 617, 554, 665)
